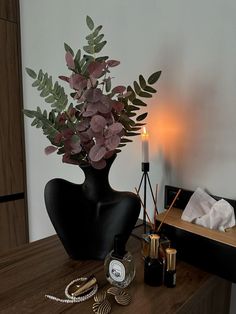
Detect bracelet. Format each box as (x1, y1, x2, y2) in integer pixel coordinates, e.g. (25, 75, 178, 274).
(45, 277, 98, 304)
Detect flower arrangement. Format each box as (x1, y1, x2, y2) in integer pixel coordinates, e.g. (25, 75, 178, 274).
(24, 16, 161, 169)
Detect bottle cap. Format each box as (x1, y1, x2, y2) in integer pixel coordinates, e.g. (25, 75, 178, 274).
(149, 234, 160, 259)
(165, 248, 177, 271)
(113, 234, 126, 258)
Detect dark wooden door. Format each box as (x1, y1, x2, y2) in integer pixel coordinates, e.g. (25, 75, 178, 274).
(0, 0, 28, 250)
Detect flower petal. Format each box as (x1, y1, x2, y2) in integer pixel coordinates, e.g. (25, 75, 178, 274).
(105, 135, 120, 150)
(112, 100, 124, 112)
(45, 146, 57, 155)
(88, 61, 105, 78)
(108, 122, 123, 134)
(84, 88, 103, 102)
(65, 51, 75, 69)
(112, 85, 126, 94)
(89, 144, 106, 162)
(90, 115, 107, 132)
(107, 59, 120, 67)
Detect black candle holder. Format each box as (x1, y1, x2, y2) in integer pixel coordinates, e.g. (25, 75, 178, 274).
(135, 162, 157, 234)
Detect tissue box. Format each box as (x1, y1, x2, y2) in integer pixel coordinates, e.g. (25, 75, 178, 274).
(156, 185, 236, 283)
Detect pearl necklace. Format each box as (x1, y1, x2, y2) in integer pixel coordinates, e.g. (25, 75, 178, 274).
(45, 277, 98, 304)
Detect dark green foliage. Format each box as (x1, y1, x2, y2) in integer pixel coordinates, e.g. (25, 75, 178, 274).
(24, 15, 161, 167)
(27, 68, 68, 113)
(64, 43, 74, 56)
(147, 71, 162, 85)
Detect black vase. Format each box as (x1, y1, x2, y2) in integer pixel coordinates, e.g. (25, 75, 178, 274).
(44, 155, 141, 260)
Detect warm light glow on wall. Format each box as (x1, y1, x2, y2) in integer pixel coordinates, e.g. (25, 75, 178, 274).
(147, 101, 188, 163)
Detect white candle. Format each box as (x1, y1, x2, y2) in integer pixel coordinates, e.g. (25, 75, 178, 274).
(141, 127, 149, 163)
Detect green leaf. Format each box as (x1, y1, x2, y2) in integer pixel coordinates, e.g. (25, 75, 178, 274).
(23, 109, 36, 118)
(57, 147, 65, 155)
(32, 80, 40, 87)
(53, 81, 59, 92)
(26, 67, 37, 79)
(139, 91, 152, 98)
(75, 49, 81, 63)
(85, 33, 94, 41)
(132, 98, 147, 106)
(94, 34, 104, 44)
(136, 112, 148, 121)
(120, 138, 133, 143)
(94, 41, 107, 53)
(31, 119, 38, 126)
(147, 71, 161, 85)
(83, 54, 94, 62)
(47, 76, 53, 90)
(49, 111, 56, 123)
(36, 106, 42, 114)
(83, 45, 94, 54)
(119, 114, 135, 126)
(96, 56, 109, 62)
(126, 112, 137, 117)
(40, 88, 50, 97)
(139, 75, 146, 89)
(130, 127, 142, 131)
(133, 81, 141, 95)
(134, 122, 146, 126)
(127, 86, 136, 102)
(87, 37, 95, 45)
(45, 95, 55, 103)
(125, 131, 140, 136)
(86, 16, 94, 30)
(127, 105, 140, 111)
(92, 25, 103, 37)
(64, 43, 74, 56)
(38, 69, 43, 80)
(143, 85, 156, 93)
(105, 77, 111, 92)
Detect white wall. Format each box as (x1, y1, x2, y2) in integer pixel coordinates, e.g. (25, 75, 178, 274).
(20, 1, 236, 312)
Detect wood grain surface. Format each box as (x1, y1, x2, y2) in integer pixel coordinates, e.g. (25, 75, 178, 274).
(0, 0, 28, 254)
(0, 227, 231, 313)
(0, 0, 17, 22)
(0, 19, 24, 197)
(0, 199, 28, 251)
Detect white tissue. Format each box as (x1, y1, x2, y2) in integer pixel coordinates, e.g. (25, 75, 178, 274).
(181, 187, 235, 232)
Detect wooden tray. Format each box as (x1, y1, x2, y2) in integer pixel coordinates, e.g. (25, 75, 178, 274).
(156, 186, 236, 283)
(157, 207, 236, 248)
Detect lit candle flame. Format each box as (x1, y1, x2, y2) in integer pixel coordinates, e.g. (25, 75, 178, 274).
(142, 127, 149, 138)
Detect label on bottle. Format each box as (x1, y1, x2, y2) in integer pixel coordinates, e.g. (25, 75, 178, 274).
(109, 260, 126, 282)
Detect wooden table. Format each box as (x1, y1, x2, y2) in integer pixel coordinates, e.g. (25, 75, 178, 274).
(0, 227, 232, 313)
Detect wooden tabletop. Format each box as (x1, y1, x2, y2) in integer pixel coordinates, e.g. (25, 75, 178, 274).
(0, 227, 231, 313)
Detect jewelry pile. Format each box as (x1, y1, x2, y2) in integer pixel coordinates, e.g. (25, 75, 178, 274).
(45, 276, 98, 304)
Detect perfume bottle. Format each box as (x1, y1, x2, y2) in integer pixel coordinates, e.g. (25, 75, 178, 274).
(144, 234, 163, 286)
(104, 234, 135, 288)
(164, 248, 177, 288)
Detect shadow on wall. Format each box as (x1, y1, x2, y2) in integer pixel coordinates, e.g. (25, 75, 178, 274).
(147, 40, 223, 188)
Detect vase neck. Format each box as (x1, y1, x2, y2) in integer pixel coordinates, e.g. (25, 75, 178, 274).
(81, 157, 115, 201)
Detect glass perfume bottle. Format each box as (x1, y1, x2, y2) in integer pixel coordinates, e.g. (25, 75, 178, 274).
(104, 234, 135, 288)
(144, 234, 163, 286)
(164, 248, 177, 288)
